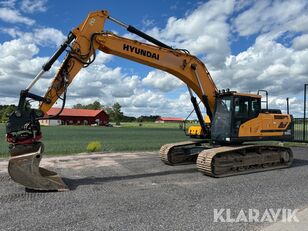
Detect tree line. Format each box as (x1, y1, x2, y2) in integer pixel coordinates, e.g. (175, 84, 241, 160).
(0, 105, 16, 122)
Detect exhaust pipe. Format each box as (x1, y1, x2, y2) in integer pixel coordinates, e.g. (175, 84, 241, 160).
(8, 142, 68, 191)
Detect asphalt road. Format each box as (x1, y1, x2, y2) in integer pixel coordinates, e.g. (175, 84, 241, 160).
(0, 147, 308, 231)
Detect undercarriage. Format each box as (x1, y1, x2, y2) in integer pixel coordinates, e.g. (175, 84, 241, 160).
(160, 141, 293, 177)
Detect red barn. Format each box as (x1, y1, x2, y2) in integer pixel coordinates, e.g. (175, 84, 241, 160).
(155, 117, 184, 123)
(40, 108, 109, 126)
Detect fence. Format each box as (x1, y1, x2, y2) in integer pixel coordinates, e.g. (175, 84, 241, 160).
(293, 118, 308, 142)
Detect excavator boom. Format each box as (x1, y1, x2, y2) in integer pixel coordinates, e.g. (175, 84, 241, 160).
(39, 11, 217, 116)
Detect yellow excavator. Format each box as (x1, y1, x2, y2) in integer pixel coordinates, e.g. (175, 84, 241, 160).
(6, 10, 294, 191)
(187, 115, 211, 138)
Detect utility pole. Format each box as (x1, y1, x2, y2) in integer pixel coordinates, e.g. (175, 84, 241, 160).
(303, 84, 308, 141)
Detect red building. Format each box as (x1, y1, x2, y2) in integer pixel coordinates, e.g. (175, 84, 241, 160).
(41, 108, 109, 126)
(155, 117, 184, 123)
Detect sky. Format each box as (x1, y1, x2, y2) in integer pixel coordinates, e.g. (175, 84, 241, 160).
(0, 0, 308, 118)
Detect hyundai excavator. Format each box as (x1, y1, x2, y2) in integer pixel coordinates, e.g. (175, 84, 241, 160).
(5, 10, 294, 191)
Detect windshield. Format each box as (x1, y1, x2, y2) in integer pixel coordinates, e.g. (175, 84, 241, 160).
(211, 97, 232, 141)
(216, 98, 231, 113)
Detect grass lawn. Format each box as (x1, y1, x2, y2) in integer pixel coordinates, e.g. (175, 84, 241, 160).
(1, 122, 307, 158)
(0, 123, 189, 157)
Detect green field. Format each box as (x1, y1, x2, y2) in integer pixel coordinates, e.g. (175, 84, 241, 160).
(0, 123, 189, 157)
(1, 121, 307, 158)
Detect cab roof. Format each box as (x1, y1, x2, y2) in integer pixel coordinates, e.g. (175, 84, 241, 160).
(217, 91, 262, 98)
(232, 92, 262, 98)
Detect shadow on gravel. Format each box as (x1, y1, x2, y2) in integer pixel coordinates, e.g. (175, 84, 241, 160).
(292, 158, 308, 167)
(63, 168, 198, 190)
(59, 158, 308, 191)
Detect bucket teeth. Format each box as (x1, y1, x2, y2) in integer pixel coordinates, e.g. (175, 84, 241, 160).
(8, 144, 68, 191)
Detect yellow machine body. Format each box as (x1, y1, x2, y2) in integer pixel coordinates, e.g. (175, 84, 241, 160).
(238, 113, 292, 137)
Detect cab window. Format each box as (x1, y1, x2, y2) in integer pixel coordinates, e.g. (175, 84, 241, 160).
(251, 98, 261, 116)
(234, 97, 249, 117)
(234, 97, 260, 118)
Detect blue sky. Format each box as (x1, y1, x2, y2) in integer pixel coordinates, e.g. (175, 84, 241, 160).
(0, 0, 308, 117)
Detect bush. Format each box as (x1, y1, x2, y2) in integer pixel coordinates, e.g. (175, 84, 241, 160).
(86, 141, 102, 152)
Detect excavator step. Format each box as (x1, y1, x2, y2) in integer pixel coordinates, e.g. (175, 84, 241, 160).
(8, 143, 68, 191)
(196, 145, 293, 177)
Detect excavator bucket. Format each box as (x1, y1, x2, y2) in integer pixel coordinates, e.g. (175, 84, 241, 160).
(8, 144, 68, 191)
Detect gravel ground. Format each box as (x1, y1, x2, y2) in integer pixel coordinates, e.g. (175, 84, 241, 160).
(0, 147, 308, 231)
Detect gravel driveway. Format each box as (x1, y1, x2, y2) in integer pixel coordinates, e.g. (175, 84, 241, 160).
(0, 147, 308, 231)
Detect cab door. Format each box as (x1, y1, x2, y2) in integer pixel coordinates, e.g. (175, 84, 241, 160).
(231, 96, 261, 137)
(211, 96, 233, 142)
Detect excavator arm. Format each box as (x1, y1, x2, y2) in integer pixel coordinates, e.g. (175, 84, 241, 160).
(39, 11, 217, 117)
(5, 10, 217, 191)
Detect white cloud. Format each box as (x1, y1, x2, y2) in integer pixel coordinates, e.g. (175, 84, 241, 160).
(288, 14, 308, 33)
(233, 0, 307, 36)
(234, 0, 254, 12)
(1, 27, 66, 47)
(33, 28, 66, 47)
(68, 65, 122, 99)
(116, 91, 194, 117)
(211, 35, 308, 118)
(94, 52, 113, 65)
(0, 0, 16, 8)
(142, 70, 184, 92)
(111, 75, 140, 98)
(142, 17, 155, 28)
(59, 60, 193, 117)
(268, 96, 303, 117)
(292, 34, 308, 50)
(0, 36, 67, 100)
(0, 27, 21, 37)
(144, 0, 234, 68)
(0, 38, 42, 97)
(0, 7, 34, 25)
(20, 0, 47, 13)
(0, 38, 39, 59)
(131, 91, 163, 108)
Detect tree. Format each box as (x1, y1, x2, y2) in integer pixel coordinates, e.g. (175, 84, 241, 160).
(1, 105, 16, 122)
(112, 102, 123, 125)
(91, 101, 102, 110)
(73, 101, 102, 110)
(73, 103, 83, 109)
(103, 103, 124, 124)
(137, 115, 160, 122)
(122, 115, 136, 122)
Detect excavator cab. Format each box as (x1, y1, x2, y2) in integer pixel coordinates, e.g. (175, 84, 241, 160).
(211, 91, 260, 144)
(211, 90, 293, 144)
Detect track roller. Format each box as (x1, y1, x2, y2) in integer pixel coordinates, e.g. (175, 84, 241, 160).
(160, 140, 211, 165)
(197, 145, 293, 177)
